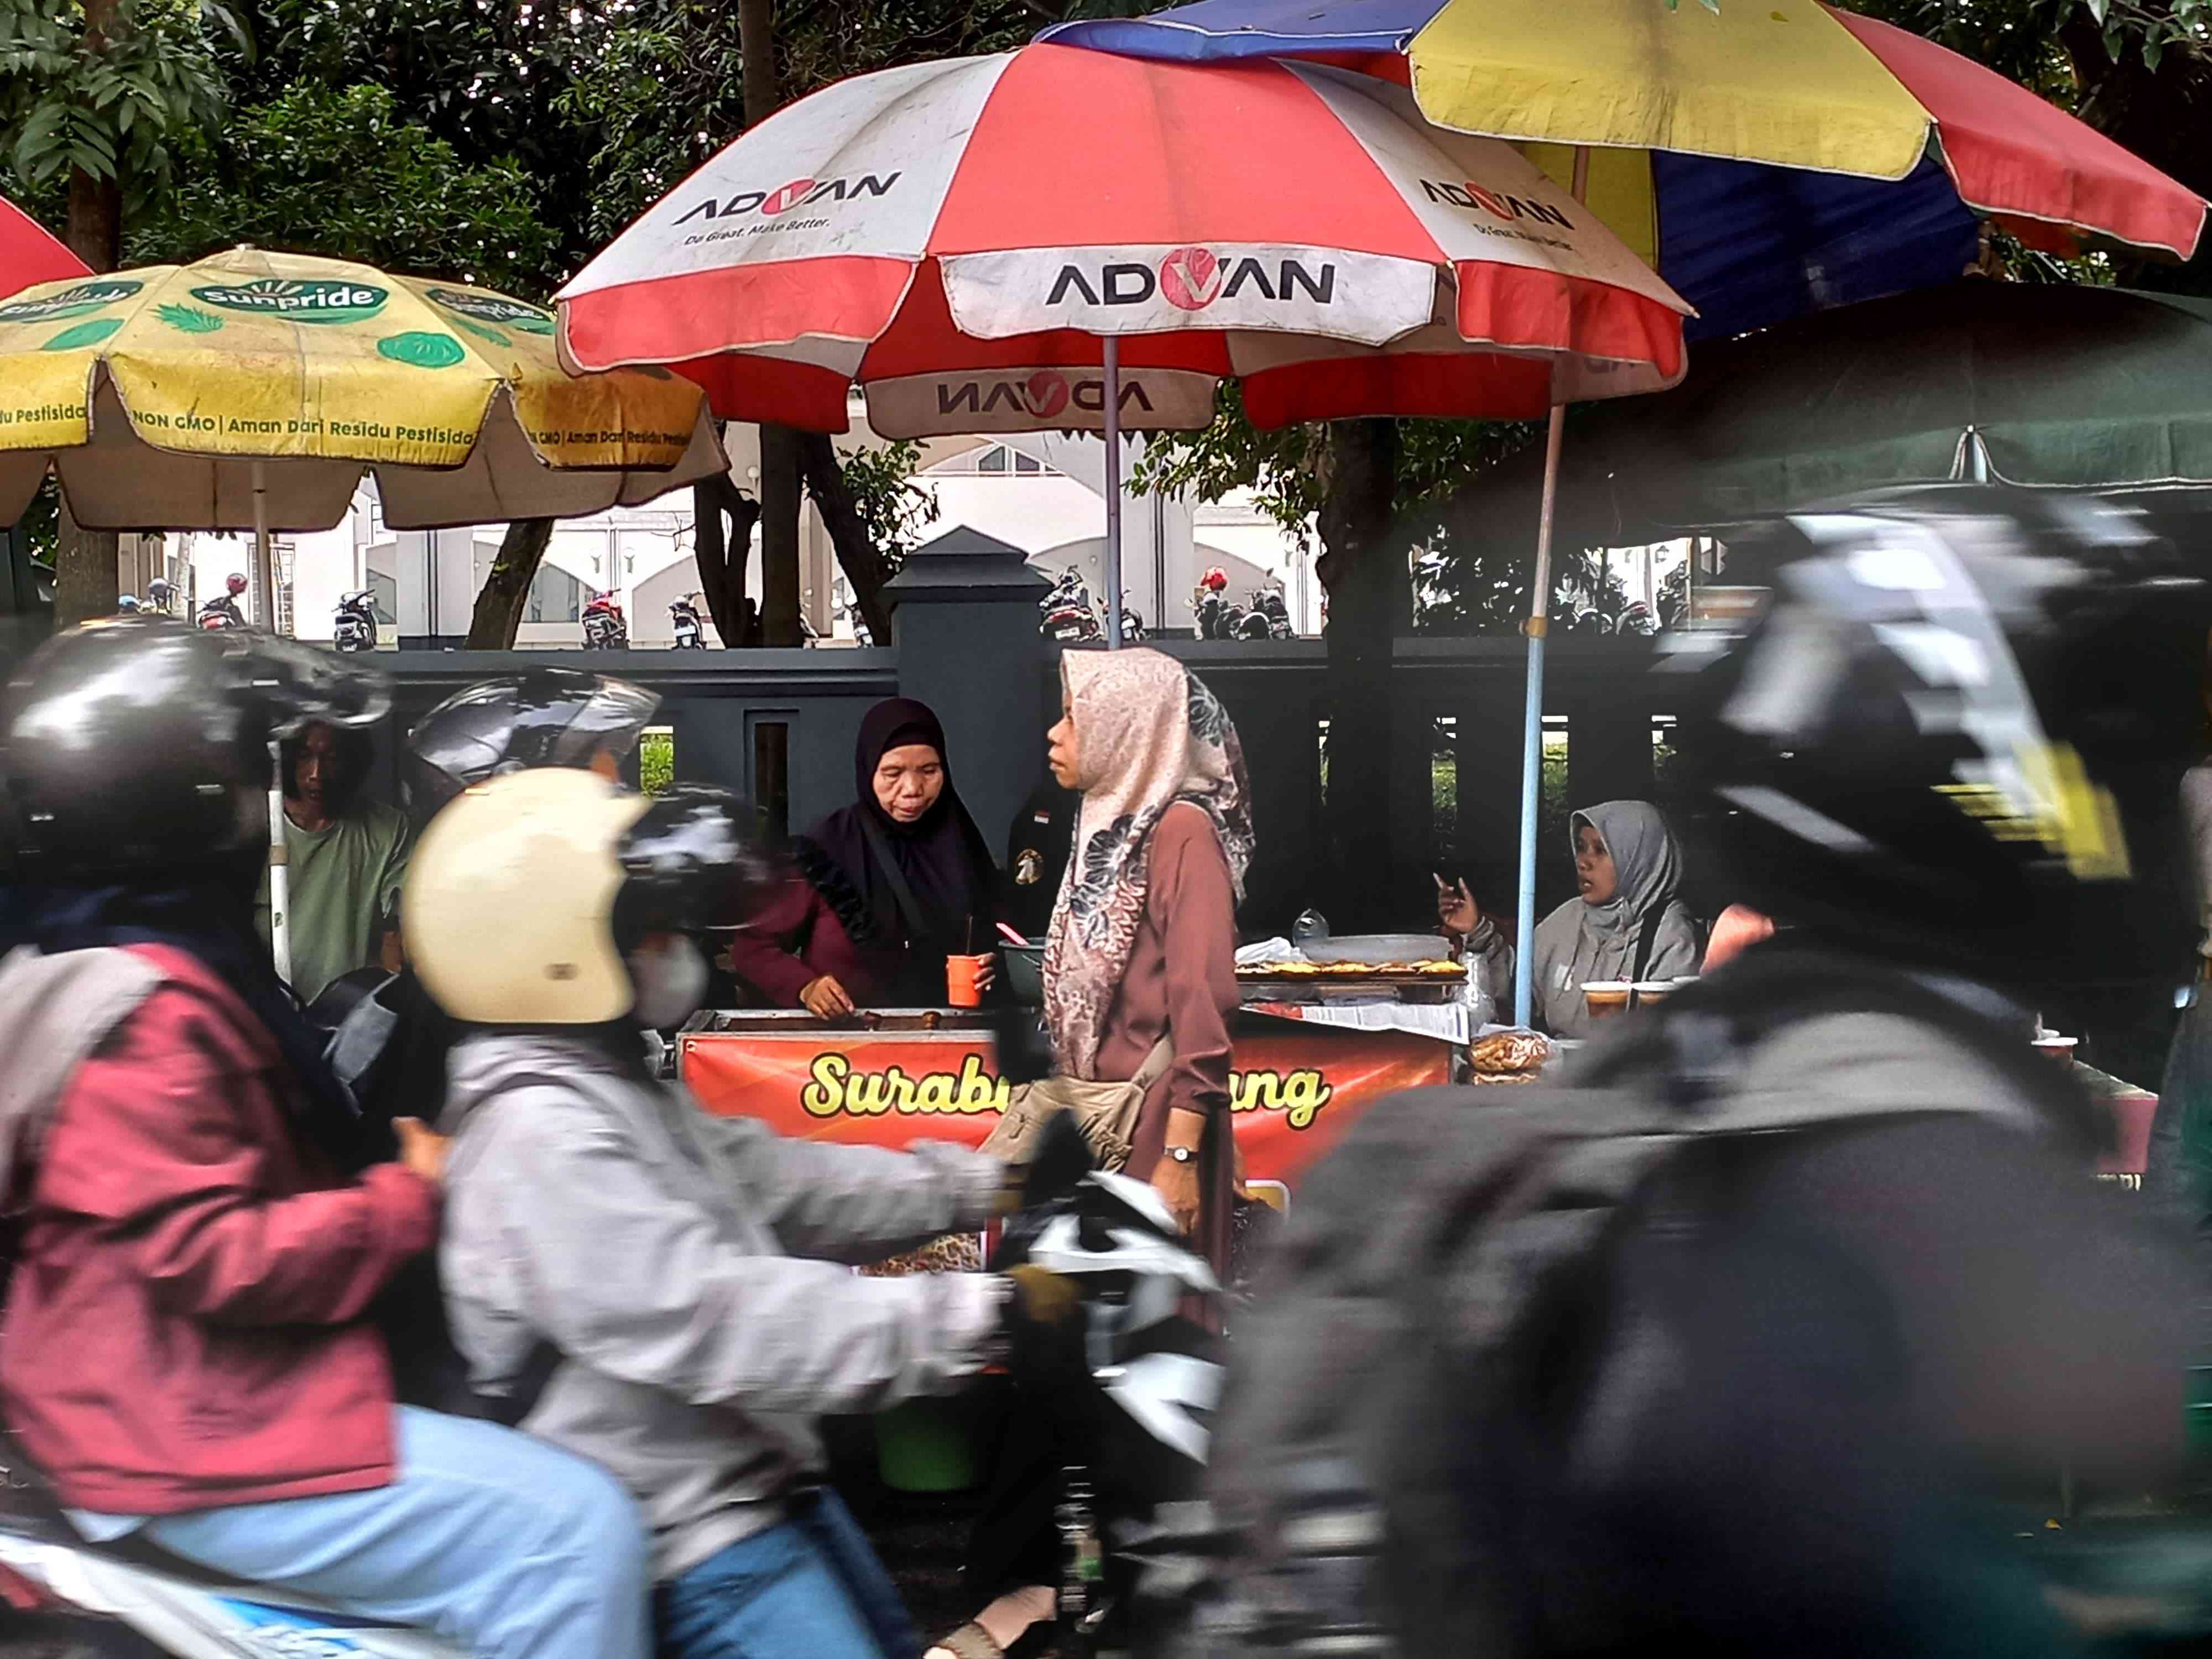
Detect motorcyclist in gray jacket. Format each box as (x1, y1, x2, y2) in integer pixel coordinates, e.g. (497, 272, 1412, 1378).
(405, 769, 1073, 1659)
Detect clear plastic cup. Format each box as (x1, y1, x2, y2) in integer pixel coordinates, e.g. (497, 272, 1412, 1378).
(1582, 981, 1632, 1021)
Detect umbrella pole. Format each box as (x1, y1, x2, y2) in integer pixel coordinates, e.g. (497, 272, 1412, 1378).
(249, 458, 292, 983)
(1513, 146, 1590, 1029)
(267, 735, 291, 987)
(251, 459, 275, 632)
(1102, 336, 1124, 650)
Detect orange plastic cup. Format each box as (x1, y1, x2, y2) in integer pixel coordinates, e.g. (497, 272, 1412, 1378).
(947, 954, 989, 1008)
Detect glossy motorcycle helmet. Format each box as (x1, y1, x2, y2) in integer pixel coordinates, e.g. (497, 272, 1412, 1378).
(404, 667, 661, 823)
(1201, 566, 1229, 593)
(1670, 485, 2212, 988)
(404, 768, 764, 1024)
(0, 618, 389, 881)
(226, 572, 248, 597)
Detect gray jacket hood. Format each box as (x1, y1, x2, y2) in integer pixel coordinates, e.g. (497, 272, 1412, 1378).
(0, 946, 164, 1210)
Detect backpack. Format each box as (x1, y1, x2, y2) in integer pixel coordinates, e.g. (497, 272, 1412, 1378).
(1136, 949, 2103, 1658)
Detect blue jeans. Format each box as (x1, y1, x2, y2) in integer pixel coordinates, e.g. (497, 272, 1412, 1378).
(143, 1405, 650, 1659)
(657, 1489, 919, 1659)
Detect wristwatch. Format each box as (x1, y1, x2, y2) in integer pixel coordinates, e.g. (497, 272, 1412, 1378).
(1164, 1144, 1198, 1165)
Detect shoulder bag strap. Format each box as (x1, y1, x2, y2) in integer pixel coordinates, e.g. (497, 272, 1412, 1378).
(1631, 903, 1667, 984)
(857, 814, 936, 947)
(1131, 1031, 1176, 1091)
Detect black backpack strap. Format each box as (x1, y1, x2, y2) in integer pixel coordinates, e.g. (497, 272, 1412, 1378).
(858, 813, 936, 947)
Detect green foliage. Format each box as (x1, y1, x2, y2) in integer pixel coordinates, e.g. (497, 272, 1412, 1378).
(1135, 384, 1552, 632)
(837, 438, 941, 570)
(549, 0, 1046, 248)
(128, 82, 560, 293)
(0, 0, 241, 208)
(639, 728, 675, 796)
(1860, 0, 2207, 82)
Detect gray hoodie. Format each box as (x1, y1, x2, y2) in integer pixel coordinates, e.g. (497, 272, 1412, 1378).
(437, 1030, 1006, 1582)
(0, 946, 164, 1208)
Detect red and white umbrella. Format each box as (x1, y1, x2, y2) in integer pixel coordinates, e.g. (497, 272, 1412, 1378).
(560, 44, 1690, 447)
(0, 196, 86, 301)
(561, 44, 1690, 643)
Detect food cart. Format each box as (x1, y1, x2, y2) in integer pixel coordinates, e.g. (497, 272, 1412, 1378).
(678, 990, 1458, 1190)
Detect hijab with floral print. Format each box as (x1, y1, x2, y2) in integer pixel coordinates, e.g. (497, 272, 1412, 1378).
(1042, 649, 1254, 1079)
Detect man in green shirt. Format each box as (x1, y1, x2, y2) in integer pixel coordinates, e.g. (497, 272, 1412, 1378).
(263, 721, 411, 1006)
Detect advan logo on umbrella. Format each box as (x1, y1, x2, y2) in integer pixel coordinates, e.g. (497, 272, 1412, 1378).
(190, 279, 389, 325)
(1159, 247, 1223, 311)
(934, 369, 1159, 421)
(672, 172, 904, 224)
(1045, 251, 1337, 310)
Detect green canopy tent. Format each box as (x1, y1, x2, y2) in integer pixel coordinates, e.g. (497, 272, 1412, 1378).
(1446, 279, 2212, 552)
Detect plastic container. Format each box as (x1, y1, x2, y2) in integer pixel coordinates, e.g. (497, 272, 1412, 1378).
(1000, 943, 1046, 1005)
(874, 1389, 1000, 1493)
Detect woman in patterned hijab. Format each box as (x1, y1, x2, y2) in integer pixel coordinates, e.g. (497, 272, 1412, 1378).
(1041, 648, 1253, 1253)
(934, 649, 1251, 1659)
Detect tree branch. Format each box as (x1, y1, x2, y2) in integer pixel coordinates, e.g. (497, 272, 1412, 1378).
(465, 518, 555, 648)
(797, 430, 896, 645)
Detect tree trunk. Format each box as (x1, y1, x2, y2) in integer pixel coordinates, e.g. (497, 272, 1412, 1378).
(757, 429, 804, 645)
(692, 474, 761, 646)
(737, 0, 805, 647)
(55, 0, 124, 630)
(463, 519, 556, 648)
(1317, 418, 1404, 931)
(796, 431, 895, 645)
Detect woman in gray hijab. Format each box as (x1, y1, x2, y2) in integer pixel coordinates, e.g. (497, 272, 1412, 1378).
(1528, 800, 1699, 1037)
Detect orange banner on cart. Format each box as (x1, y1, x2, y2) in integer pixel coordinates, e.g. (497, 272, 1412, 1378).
(677, 1026, 1448, 1186)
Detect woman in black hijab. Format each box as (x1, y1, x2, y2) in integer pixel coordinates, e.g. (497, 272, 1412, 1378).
(728, 698, 1002, 1013)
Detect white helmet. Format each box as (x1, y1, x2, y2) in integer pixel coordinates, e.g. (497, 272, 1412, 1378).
(403, 768, 757, 1024)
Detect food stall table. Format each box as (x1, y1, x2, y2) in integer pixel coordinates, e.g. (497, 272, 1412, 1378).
(677, 1003, 1456, 1190)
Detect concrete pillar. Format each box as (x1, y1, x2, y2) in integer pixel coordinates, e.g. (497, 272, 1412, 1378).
(883, 526, 1052, 851)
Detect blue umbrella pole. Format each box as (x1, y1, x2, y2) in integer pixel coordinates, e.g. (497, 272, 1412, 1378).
(1514, 147, 1587, 1030)
(1103, 336, 1125, 649)
(1513, 400, 1568, 1028)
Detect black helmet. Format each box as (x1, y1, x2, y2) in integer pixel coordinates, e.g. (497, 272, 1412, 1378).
(404, 668, 661, 822)
(1, 618, 390, 882)
(1670, 486, 2212, 989)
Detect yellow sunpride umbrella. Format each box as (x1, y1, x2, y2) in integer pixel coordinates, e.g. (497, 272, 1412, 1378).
(0, 247, 726, 620)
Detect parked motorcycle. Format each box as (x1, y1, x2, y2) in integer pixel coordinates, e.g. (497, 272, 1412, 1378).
(333, 591, 378, 653)
(669, 594, 706, 650)
(1115, 594, 1147, 644)
(1039, 570, 1102, 645)
(197, 575, 248, 632)
(580, 593, 628, 650)
(1251, 586, 1295, 640)
(1192, 587, 1244, 641)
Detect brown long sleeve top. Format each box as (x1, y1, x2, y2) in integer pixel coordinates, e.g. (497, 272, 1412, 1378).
(1091, 802, 1239, 1272)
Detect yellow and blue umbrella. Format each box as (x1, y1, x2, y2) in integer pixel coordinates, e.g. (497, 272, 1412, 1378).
(1045, 0, 2207, 340)
(1046, 0, 2209, 1025)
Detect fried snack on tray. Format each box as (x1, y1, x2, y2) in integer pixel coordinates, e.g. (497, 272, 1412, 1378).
(1468, 1029, 1552, 1083)
(857, 1233, 984, 1277)
(1238, 958, 1466, 978)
